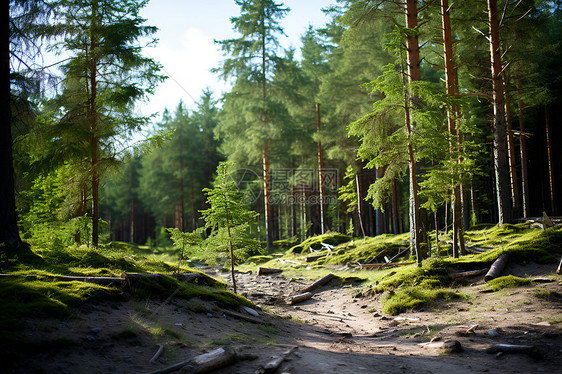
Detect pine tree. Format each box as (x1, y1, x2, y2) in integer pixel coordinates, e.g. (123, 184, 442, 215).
(200, 162, 261, 294)
(215, 0, 289, 251)
(45, 0, 164, 246)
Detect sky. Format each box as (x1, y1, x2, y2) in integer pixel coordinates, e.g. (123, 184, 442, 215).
(138, 0, 336, 119)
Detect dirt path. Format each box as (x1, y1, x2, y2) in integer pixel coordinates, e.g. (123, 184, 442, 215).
(5, 264, 562, 374)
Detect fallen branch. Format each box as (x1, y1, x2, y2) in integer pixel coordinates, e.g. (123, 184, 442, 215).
(0, 273, 125, 286)
(222, 309, 269, 325)
(557, 257, 562, 275)
(150, 344, 164, 364)
(484, 253, 509, 282)
(300, 273, 335, 293)
(255, 346, 298, 374)
(149, 346, 256, 374)
(287, 292, 313, 305)
(356, 261, 415, 269)
(450, 269, 488, 279)
(418, 340, 462, 353)
(305, 254, 327, 263)
(257, 267, 283, 276)
(486, 343, 538, 356)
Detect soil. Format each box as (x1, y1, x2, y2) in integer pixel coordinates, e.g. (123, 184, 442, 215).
(4, 262, 562, 374)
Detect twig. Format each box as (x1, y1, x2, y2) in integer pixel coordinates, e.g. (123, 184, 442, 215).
(150, 344, 164, 364)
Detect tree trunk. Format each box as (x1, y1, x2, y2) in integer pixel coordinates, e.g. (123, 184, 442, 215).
(504, 69, 520, 217)
(442, 0, 465, 257)
(89, 3, 100, 247)
(404, 0, 427, 263)
(391, 177, 400, 234)
(487, 0, 513, 225)
(0, 1, 22, 248)
(545, 106, 555, 215)
(129, 199, 134, 243)
(263, 143, 272, 250)
(316, 103, 325, 235)
(516, 77, 530, 217)
(355, 173, 366, 239)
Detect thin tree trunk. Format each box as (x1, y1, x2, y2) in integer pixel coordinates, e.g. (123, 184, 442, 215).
(89, 3, 100, 247)
(504, 68, 520, 217)
(0, 0, 21, 247)
(316, 103, 325, 235)
(129, 199, 134, 243)
(404, 0, 426, 263)
(517, 77, 530, 217)
(545, 106, 555, 215)
(487, 0, 513, 225)
(355, 173, 366, 239)
(391, 177, 400, 234)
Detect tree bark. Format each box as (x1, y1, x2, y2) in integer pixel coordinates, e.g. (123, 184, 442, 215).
(89, 2, 100, 247)
(316, 103, 325, 234)
(516, 77, 530, 217)
(441, 0, 466, 257)
(545, 106, 555, 215)
(504, 69, 520, 217)
(487, 0, 513, 225)
(484, 253, 509, 282)
(0, 0, 22, 248)
(403, 0, 427, 264)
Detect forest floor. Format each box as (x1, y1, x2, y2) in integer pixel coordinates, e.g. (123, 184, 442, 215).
(5, 261, 562, 374)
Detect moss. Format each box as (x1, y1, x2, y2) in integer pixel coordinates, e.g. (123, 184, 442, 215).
(287, 232, 350, 254)
(383, 287, 461, 315)
(487, 275, 532, 291)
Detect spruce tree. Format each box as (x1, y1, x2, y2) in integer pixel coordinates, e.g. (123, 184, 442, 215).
(215, 0, 289, 251)
(45, 0, 164, 246)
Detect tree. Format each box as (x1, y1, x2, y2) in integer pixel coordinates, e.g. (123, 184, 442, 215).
(1, 0, 54, 247)
(0, 0, 19, 247)
(200, 162, 261, 294)
(46, 0, 163, 246)
(215, 0, 289, 251)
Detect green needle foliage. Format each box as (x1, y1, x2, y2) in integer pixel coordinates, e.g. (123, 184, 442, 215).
(200, 162, 262, 293)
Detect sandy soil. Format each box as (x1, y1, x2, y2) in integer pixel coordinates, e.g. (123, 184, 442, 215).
(4, 262, 562, 374)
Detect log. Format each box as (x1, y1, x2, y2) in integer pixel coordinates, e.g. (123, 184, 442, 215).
(356, 261, 415, 269)
(255, 346, 298, 374)
(486, 344, 538, 356)
(222, 309, 269, 325)
(300, 273, 335, 293)
(450, 269, 488, 279)
(305, 254, 326, 263)
(484, 253, 509, 282)
(287, 292, 313, 305)
(257, 267, 283, 276)
(150, 344, 164, 364)
(0, 273, 125, 286)
(556, 257, 562, 275)
(418, 340, 462, 353)
(149, 346, 257, 374)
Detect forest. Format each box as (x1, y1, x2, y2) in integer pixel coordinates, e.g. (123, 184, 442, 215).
(1, 1, 562, 373)
(2, 0, 560, 260)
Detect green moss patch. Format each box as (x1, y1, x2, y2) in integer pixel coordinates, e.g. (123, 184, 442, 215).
(287, 232, 350, 254)
(383, 287, 462, 315)
(487, 275, 532, 291)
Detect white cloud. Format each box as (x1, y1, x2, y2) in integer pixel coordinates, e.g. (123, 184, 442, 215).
(141, 27, 228, 117)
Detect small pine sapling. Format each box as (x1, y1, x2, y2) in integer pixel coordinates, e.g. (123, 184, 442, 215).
(166, 227, 204, 276)
(200, 162, 262, 294)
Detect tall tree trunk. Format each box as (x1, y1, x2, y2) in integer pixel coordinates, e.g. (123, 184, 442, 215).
(316, 103, 325, 235)
(403, 0, 426, 263)
(129, 199, 135, 243)
(487, 0, 512, 225)
(441, 0, 465, 257)
(0, 1, 22, 247)
(263, 143, 272, 249)
(504, 68, 520, 217)
(89, 3, 100, 247)
(545, 106, 555, 215)
(516, 77, 530, 217)
(391, 177, 400, 234)
(355, 173, 366, 239)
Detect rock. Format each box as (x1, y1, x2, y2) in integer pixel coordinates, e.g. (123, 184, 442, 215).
(488, 329, 500, 337)
(242, 306, 260, 317)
